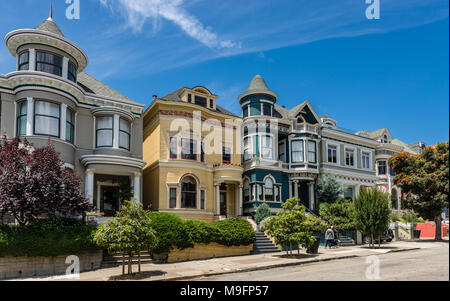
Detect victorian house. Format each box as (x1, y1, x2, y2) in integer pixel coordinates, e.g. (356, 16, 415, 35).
(142, 86, 244, 222)
(0, 12, 146, 219)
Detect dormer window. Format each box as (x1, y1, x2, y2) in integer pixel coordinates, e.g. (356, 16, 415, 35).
(382, 134, 389, 143)
(209, 99, 214, 109)
(187, 94, 192, 103)
(18, 51, 29, 71)
(194, 96, 207, 107)
(297, 116, 304, 124)
(36, 51, 62, 76)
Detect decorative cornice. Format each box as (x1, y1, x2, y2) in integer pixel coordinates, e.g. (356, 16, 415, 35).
(80, 154, 146, 169)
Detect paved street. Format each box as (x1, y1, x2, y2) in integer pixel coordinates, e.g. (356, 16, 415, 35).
(193, 243, 449, 281)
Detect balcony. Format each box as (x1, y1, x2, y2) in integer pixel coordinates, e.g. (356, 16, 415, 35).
(292, 122, 319, 135)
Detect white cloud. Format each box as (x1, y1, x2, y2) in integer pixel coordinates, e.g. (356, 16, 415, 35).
(99, 0, 237, 49)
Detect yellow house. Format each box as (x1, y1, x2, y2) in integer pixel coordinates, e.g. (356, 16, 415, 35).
(142, 86, 244, 222)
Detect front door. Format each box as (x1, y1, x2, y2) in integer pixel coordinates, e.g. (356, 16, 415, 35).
(101, 186, 120, 217)
(220, 192, 227, 216)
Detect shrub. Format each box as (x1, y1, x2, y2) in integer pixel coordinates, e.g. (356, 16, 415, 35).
(255, 203, 272, 225)
(319, 198, 356, 231)
(305, 215, 329, 234)
(258, 216, 273, 232)
(214, 218, 256, 247)
(147, 212, 256, 254)
(0, 217, 98, 257)
(147, 212, 191, 254)
(316, 175, 344, 203)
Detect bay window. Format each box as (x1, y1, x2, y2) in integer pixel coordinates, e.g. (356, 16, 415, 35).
(96, 116, 113, 147)
(16, 101, 27, 136)
(34, 100, 60, 137)
(262, 104, 271, 116)
(119, 118, 130, 150)
(36, 51, 62, 76)
(261, 135, 273, 160)
(18, 51, 29, 71)
(243, 180, 250, 203)
(264, 178, 274, 202)
(291, 140, 304, 163)
(222, 147, 231, 164)
(66, 108, 75, 143)
(308, 140, 317, 163)
(243, 136, 252, 161)
(68, 61, 77, 83)
(278, 141, 285, 162)
(378, 160, 387, 175)
(170, 137, 177, 159)
(181, 139, 197, 160)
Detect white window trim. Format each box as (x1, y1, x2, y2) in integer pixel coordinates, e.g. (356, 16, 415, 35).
(260, 134, 275, 161)
(326, 141, 340, 165)
(290, 138, 305, 163)
(307, 139, 318, 164)
(361, 151, 371, 170)
(345, 147, 356, 167)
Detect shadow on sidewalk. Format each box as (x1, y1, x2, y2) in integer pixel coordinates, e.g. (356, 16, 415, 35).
(273, 254, 319, 259)
(108, 270, 166, 281)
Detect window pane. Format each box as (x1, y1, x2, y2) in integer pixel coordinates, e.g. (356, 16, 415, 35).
(170, 137, 177, 159)
(35, 101, 60, 117)
(35, 116, 59, 136)
(97, 129, 113, 146)
(170, 188, 177, 208)
(97, 116, 112, 129)
(17, 116, 27, 136)
(120, 118, 130, 133)
(119, 132, 130, 149)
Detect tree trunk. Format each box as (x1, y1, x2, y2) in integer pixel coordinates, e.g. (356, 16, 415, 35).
(435, 215, 442, 241)
(128, 252, 132, 274)
(371, 234, 374, 249)
(122, 253, 125, 275)
(378, 236, 381, 248)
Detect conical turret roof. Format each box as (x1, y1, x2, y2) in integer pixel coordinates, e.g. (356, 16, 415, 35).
(35, 19, 64, 37)
(238, 75, 278, 103)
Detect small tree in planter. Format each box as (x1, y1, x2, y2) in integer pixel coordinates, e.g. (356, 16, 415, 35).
(353, 187, 390, 248)
(94, 200, 157, 275)
(266, 198, 314, 256)
(255, 203, 272, 226)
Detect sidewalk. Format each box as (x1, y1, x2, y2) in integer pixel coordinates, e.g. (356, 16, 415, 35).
(15, 240, 447, 281)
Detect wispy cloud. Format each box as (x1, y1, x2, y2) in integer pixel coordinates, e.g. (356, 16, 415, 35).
(99, 0, 238, 49)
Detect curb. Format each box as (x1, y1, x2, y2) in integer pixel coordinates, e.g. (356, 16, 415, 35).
(156, 247, 422, 281)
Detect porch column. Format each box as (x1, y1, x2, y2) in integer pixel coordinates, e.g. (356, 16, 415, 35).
(308, 182, 315, 211)
(133, 172, 141, 203)
(238, 185, 243, 216)
(214, 184, 220, 215)
(294, 180, 299, 199)
(85, 169, 95, 211)
(26, 97, 34, 136)
(355, 184, 361, 198)
(397, 187, 402, 210)
(288, 180, 292, 198)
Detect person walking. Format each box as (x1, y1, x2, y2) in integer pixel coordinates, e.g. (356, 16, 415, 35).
(325, 226, 334, 249)
(331, 226, 339, 248)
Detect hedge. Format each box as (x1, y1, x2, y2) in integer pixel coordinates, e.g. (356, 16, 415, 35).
(147, 212, 256, 254)
(0, 218, 99, 257)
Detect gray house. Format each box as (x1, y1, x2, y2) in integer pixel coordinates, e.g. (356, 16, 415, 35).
(0, 13, 146, 217)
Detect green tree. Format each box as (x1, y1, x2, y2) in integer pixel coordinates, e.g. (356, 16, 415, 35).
(319, 198, 356, 231)
(93, 200, 157, 275)
(316, 175, 344, 204)
(353, 187, 391, 248)
(255, 203, 272, 225)
(266, 198, 314, 256)
(389, 142, 449, 240)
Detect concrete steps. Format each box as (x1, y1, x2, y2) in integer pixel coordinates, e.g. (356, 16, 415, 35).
(251, 232, 281, 254)
(337, 234, 356, 246)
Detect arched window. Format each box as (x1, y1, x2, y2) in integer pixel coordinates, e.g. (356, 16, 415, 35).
(264, 178, 274, 202)
(382, 135, 389, 143)
(181, 176, 197, 208)
(297, 116, 304, 124)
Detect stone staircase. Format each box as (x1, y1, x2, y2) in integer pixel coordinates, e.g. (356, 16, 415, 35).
(336, 234, 356, 246)
(102, 251, 152, 267)
(251, 232, 281, 254)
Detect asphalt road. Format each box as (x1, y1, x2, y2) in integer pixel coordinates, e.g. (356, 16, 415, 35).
(193, 243, 449, 281)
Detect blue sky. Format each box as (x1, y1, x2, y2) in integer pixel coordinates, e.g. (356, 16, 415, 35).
(0, 0, 448, 145)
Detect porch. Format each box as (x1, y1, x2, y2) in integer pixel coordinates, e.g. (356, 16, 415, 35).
(213, 181, 243, 220)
